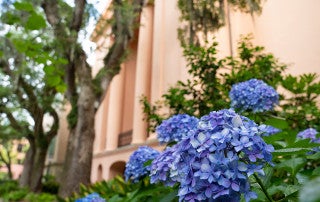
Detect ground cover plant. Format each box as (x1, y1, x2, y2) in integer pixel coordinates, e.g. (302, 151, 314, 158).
(0, 179, 59, 202)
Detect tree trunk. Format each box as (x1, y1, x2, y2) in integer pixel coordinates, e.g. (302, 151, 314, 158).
(19, 138, 50, 192)
(0, 148, 13, 179)
(58, 100, 95, 197)
(6, 163, 12, 180)
(19, 141, 35, 187)
(59, 54, 96, 198)
(6, 149, 12, 179)
(29, 147, 48, 192)
(56, 0, 145, 196)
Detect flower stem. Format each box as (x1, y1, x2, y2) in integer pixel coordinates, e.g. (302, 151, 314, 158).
(253, 173, 274, 202)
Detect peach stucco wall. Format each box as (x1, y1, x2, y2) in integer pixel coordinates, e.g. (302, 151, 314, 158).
(218, 0, 320, 75)
(253, 0, 320, 75)
(88, 0, 320, 182)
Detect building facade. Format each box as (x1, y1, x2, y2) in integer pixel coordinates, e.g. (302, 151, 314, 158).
(51, 0, 320, 183)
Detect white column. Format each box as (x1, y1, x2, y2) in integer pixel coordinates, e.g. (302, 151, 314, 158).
(98, 96, 108, 151)
(93, 101, 103, 153)
(105, 68, 125, 150)
(131, 5, 154, 144)
(150, 0, 165, 103)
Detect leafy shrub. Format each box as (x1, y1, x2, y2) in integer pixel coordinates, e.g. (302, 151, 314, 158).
(42, 175, 60, 194)
(65, 176, 178, 202)
(2, 189, 29, 201)
(73, 37, 320, 202)
(24, 192, 58, 202)
(0, 179, 57, 202)
(0, 180, 19, 196)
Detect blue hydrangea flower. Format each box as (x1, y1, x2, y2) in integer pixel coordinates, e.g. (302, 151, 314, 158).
(258, 125, 281, 136)
(150, 144, 181, 186)
(124, 146, 160, 183)
(156, 114, 199, 144)
(229, 79, 279, 113)
(297, 128, 320, 143)
(150, 109, 274, 202)
(75, 193, 105, 202)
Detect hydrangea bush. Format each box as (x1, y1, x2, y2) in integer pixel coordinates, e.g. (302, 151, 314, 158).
(156, 114, 199, 144)
(151, 109, 274, 201)
(229, 79, 279, 113)
(124, 146, 160, 183)
(70, 41, 320, 202)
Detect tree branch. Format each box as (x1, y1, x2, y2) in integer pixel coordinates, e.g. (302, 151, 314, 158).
(93, 0, 145, 106)
(0, 107, 24, 132)
(18, 78, 39, 111)
(0, 58, 12, 76)
(41, 0, 61, 28)
(42, 0, 80, 101)
(71, 0, 86, 32)
(0, 60, 45, 141)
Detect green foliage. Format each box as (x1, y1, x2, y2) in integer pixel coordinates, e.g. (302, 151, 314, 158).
(247, 81, 319, 202)
(1, 0, 67, 93)
(280, 73, 320, 130)
(25, 13, 46, 30)
(42, 175, 60, 195)
(0, 180, 20, 196)
(223, 35, 286, 89)
(65, 176, 178, 202)
(2, 189, 29, 201)
(0, 181, 29, 201)
(13, 1, 34, 12)
(24, 192, 58, 202)
(254, 111, 320, 201)
(0, 180, 58, 202)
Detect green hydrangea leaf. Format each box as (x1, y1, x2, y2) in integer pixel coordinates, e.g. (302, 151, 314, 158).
(264, 117, 288, 129)
(276, 157, 307, 176)
(273, 148, 311, 156)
